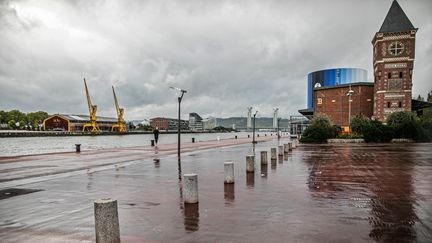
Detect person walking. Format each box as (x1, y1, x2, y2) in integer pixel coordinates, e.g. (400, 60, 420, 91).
(153, 127, 160, 145)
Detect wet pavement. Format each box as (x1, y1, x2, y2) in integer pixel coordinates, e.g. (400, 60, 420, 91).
(0, 139, 431, 242)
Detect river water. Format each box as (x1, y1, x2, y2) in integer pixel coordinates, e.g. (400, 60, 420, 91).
(0, 132, 271, 157)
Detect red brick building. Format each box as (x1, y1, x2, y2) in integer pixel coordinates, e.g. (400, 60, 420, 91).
(150, 117, 189, 131)
(372, 0, 417, 122)
(315, 83, 374, 127)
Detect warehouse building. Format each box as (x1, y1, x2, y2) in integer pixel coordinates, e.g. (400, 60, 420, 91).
(43, 114, 119, 132)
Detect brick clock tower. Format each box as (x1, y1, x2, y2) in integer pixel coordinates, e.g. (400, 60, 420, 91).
(372, 0, 417, 122)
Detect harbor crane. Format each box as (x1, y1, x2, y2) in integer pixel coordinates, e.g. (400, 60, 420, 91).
(82, 78, 101, 133)
(111, 86, 127, 133)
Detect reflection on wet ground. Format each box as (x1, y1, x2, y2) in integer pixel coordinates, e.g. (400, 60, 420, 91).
(0, 141, 431, 242)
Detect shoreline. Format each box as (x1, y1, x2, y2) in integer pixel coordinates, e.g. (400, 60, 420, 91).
(0, 130, 238, 138)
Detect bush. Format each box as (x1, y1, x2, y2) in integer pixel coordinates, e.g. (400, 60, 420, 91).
(300, 115, 334, 143)
(363, 120, 394, 142)
(300, 125, 330, 143)
(417, 110, 432, 142)
(351, 115, 370, 135)
(387, 111, 420, 139)
(337, 132, 363, 139)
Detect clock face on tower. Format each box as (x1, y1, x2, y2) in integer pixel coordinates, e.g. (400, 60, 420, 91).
(388, 41, 404, 56)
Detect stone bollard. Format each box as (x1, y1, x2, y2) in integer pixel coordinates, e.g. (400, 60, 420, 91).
(151, 140, 155, 147)
(288, 142, 292, 151)
(292, 140, 297, 149)
(75, 144, 81, 153)
(192, 137, 195, 143)
(224, 161, 235, 184)
(246, 155, 254, 173)
(183, 174, 199, 204)
(260, 151, 268, 165)
(278, 146, 284, 156)
(284, 143, 289, 153)
(271, 148, 277, 160)
(94, 198, 120, 243)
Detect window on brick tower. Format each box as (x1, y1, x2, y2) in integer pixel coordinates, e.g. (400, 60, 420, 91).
(387, 102, 391, 108)
(388, 73, 391, 79)
(399, 72, 403, 78)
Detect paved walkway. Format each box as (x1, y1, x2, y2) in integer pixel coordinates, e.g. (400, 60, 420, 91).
(1, 139, 431, 243)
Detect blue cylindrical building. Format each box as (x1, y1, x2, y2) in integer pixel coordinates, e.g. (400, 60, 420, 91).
(307, 68, 368, 109)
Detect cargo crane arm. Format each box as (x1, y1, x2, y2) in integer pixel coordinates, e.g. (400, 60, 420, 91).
(84, 78, 93, 115)
(112, 86, 120, 117)
(111, 86, 126, 133)
(82, 78, 100, 132)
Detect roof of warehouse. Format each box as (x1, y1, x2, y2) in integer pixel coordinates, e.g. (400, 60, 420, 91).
(50, 114, 118, 123)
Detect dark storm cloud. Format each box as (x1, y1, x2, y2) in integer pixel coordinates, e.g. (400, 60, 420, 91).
(1, 0, 431, 119)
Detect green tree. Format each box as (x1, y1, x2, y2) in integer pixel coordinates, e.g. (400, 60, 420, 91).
(387, 111, 420, 139)
(7, 110, 26, 123)
(0, 110, 8, 123)
(428, 90, 432, 102)
(416, 94, 425, 101)
(27, 111, 48, 130)
(418, 109, 432, 142)
(300, 115, 335, 143)
(351, 115, 369, 135)
(8, 120, 17, 129)
(363, 120, 394, 142)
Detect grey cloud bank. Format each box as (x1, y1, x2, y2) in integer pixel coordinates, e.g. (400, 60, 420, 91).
(1, 0, 431, 120)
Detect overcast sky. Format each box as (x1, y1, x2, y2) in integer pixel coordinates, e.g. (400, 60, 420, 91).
(1, 0, 431, 120)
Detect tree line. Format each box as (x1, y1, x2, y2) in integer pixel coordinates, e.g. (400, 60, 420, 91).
(416, 91, 432, 102)
(0, 110, 49, 130)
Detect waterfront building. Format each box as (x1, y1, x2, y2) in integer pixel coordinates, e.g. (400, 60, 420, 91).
(189, 113, 203, 131)
(299, 0, 419, 126)
(202, 116, 217, 130)
(149, 117, 189, 131)
(307, 68, 368, 110)
(299, 68, 370, 122)
(43, 114, 118, 132)
(314, 83, 374, 127)
(372, 0, 417, 122)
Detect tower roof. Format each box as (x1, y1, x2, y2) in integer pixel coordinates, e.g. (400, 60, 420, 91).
(379, 0, 416, 33)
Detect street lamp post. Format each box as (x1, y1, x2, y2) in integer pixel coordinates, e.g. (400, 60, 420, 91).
(170, 86, 187, 159)
(347, 86, 354, 132)
(252, 111, 258, 144)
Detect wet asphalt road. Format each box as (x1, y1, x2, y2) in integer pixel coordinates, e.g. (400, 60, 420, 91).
(0, 139, 431, 242)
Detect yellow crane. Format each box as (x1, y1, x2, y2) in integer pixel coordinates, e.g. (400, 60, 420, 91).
(111, 86, 127, 133)
(82, 78, 101, 133)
